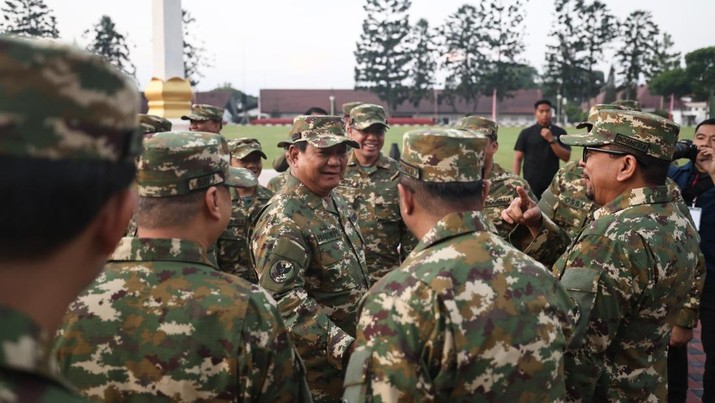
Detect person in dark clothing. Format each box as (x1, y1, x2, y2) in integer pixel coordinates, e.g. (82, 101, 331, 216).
(668, 118, 715, 403)
(513, 99, 571, 199)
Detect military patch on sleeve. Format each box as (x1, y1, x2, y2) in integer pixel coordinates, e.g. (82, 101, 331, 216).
(269, 260, 295, 283)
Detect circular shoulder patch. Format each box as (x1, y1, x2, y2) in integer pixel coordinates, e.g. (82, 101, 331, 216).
(269, 260, 296, 283)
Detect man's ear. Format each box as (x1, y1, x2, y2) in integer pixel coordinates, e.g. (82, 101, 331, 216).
(479, 179, 491, 210)
(617, 155, 638, 182)
(397, 182, 414, 218)
(288, 145, 300, 167)
(93, 188, 137, 255)
(204, 186, 222, 221)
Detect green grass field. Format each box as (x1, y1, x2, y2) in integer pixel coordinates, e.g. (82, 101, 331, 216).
(223, 124, 696, 171)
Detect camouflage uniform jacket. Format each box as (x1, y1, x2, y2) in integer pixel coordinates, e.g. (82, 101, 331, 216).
(538, 161, 595, 239)
(343, 211, 577, 402)
(0, 305, 88, 402)
(522, 186, 703, 401)
(267, 170, 289, 193)
(54, 237, 307, 403)
(484, 162, 537, 240)
(337, 152, 417, 282)
(217, 185, 274, 282)
(250, 173, 371, 403)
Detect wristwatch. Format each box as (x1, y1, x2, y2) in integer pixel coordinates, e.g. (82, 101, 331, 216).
(548, 139, 556, 144)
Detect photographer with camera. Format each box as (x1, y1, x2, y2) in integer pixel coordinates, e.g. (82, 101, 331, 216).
(669, 118, 715, 402)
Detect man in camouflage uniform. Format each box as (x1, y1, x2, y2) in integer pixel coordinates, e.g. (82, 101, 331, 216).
(342, 128, 576, 402)
(501, 109, 704, 401)
(0, 37, 141, 402)
(251, 115, 371, 402)
(55, 131, 309, 402)
(216, 138, 274, 282)
(337, 104, 416, 282)
(455, 116, 536, 239)
(181, 103, 224, 133)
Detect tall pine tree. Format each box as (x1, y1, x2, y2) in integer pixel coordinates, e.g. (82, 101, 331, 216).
(354, 0, 412, 113)
(183, 9, 211, 87)
(0, 0, 59, 38)
(616, 10, 661, 99)
(406, 18, 436, 108)
(84, 16, 135, 77)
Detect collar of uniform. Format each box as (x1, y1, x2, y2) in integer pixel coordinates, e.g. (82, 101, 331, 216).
(109, 237, 216, 269)
(414, 210, 497, 253)
(486, 162, 512, 182)
(347, 151, 390, 169)
(284, 172, 338, 212)
(256, 184, 274, 201)
(0, 304, 77, 392)
(593, 185, 671, 221)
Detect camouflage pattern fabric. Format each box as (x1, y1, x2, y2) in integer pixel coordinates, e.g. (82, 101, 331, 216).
(217, 185, 274, 282)
(0, 36, 141, 163)
(54, 237, 308, 402)
(611, 99, 642, 111)
(180, 103, 223, 122)
(337, 152, 417, 282)
(250, 173, 371, 402)
(267, 170, 289, 193)
(342, 102, 363, 117)
(517, 186, 704, 401)
(342, 211, 577, 402)
(139, 114, 172, 135)
(349, 104, 389, 130)
(454, 115, 498, 141)
(397, 128, 487, 182)
(538, 161, 595, 239)
(291, 115, 359, 149)
(484, 162, 537, 240)
(561, 109, 680, 160)
(137, 131, 256, 197)
(0, 305, 89, 402)
(228, 137, 267, 160)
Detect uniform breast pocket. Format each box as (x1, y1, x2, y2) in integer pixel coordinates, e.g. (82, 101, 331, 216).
(316, 235, 357, 292)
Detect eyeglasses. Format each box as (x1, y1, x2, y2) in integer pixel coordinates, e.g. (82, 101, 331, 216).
(582, 147, 632, 163)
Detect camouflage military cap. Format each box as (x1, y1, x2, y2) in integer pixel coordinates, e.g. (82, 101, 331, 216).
(561, 110, 680, 160)
(276, 115, 310, 148)
(139, 114, 172, 134)
(137, 131, 257, 197)
(272, 153, 289, 172)
(290, 115, 360, 149)
(397, 127, 487, 182)
(180, 104, 224, 122)
(350, 104, 389, 130)
(575, 104, 628, 130)
(342, 101, 363, 117)
(228, 137, 267, 160)
(612, 99, 642, 111)
(455, 116, 498, 141)
(0, 36, 141, 163)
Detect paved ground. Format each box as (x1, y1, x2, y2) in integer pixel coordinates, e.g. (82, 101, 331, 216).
(689, 325, 706, 402)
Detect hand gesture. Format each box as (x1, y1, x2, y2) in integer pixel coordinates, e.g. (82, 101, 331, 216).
(501, 186, 542, 231)
(540, 127, 555, 143)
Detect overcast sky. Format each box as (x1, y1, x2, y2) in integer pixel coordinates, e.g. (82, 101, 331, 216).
(45, 0, 713, 95)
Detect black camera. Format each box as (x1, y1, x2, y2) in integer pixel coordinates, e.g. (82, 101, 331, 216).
(672, 139, 699, 161)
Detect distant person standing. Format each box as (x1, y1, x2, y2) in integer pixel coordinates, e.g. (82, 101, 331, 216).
(513, 99, 570, 198)
(181, 103, 224, 134)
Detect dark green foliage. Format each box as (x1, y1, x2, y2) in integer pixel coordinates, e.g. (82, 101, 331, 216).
(0, 0, 59, 38)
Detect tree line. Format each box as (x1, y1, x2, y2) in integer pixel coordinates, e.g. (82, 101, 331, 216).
(0, 0, 209, 86)
(354, 0, 715, 118)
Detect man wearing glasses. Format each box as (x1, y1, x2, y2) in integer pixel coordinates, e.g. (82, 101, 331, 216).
(501, 109, 704, 402)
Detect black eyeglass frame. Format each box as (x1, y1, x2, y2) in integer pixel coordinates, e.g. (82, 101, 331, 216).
(582, 146, 647, 165)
